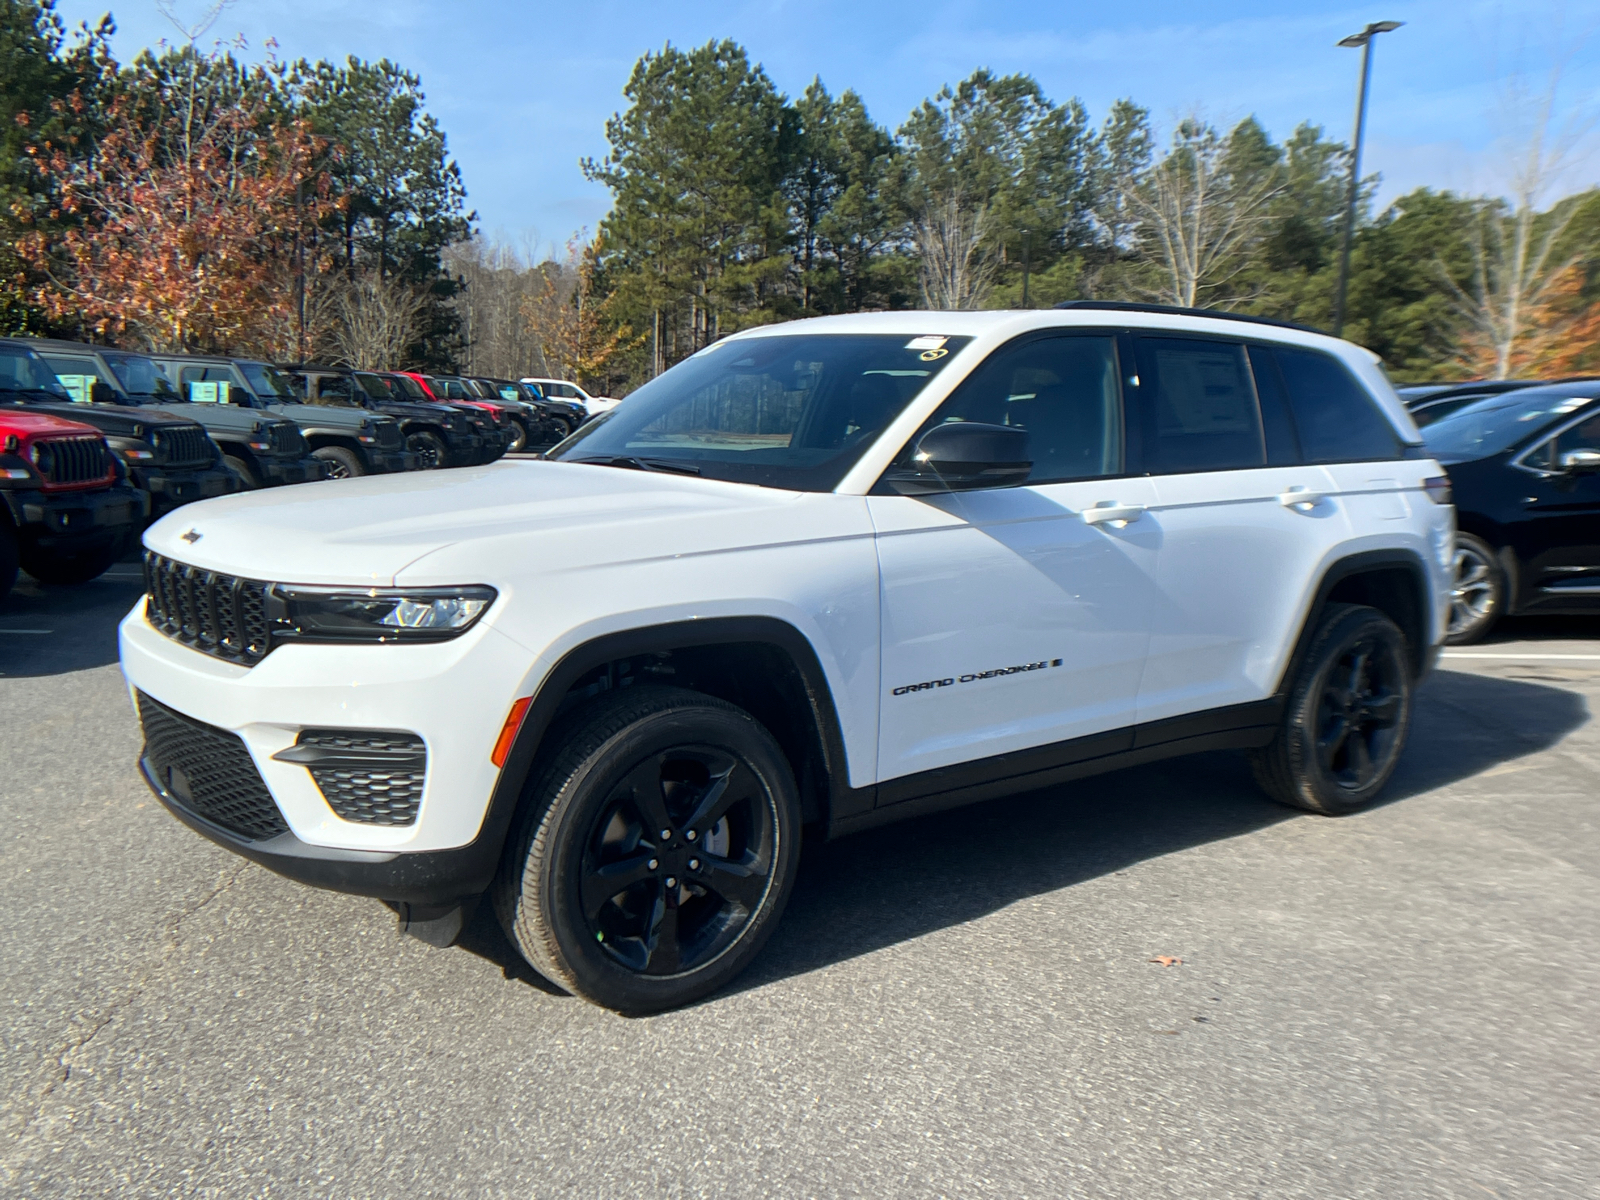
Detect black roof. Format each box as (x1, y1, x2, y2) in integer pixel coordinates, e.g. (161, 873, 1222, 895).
(1051, 300, 1328, 336)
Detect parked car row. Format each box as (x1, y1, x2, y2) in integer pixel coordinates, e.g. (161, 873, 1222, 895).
(1, 333, 600, 598)
(1404, 378, 1600, 643)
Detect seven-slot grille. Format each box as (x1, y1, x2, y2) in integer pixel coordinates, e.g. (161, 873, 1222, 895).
(143, 551, 274, 664)
(279, 731, 427, 826)
(137, 691, 288, 841)
(32, 436, 111, 487)
(374, 420, 402, 449)
(151, 424, 214, 467)
(267, 422, 307, 456)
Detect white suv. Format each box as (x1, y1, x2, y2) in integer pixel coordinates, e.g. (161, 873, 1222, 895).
(520, 377, 618, 416)
(122, 305, 1454, 1013)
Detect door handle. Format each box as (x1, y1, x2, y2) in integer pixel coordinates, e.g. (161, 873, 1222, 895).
(1279, 486, 1325, 511)
(1082, 502, 1145, 527)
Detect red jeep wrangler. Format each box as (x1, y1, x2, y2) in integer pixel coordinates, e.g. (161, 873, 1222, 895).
(0, 409, 148, 600)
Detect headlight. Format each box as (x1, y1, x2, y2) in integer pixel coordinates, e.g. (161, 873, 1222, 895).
(266, 585, 497, 643)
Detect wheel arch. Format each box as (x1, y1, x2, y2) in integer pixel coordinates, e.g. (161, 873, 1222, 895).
(1278, 549, 1436, 690)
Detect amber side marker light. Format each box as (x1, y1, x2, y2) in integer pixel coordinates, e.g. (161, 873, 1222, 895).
(491, 697, 532, 767)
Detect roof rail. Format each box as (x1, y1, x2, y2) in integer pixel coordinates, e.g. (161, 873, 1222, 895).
(1051, 300, 1330, 337)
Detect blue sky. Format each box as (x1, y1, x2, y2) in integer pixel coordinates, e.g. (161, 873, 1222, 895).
(57, 0, 1600, 256)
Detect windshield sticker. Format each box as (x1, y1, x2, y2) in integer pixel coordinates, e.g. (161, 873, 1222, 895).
(892, 658, 1063, 697)
(919, 348, 949, 361)
(55, 374, 93, 402)
(188, 380, 229, 404)
(904, 336, 948, 351)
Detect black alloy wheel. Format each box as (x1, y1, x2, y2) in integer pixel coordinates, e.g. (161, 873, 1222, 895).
(406, 429, 449, 470)
(1446, 533, 1504, 645)
(495, 686, 801, 1013)
(503, 417, 528, 454)
(1251, 603, 1413, 815)
(311, 445, 363, 479)
(223, 454, 260, 489)
(547, 415, 573, 442)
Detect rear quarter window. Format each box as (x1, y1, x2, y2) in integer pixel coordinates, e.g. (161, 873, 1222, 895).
(1270, 345, 1403, 463)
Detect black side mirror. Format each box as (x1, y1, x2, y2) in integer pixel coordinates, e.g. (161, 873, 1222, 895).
(884, 422, 1032, 495)
(90, 379, 119, 404)
(1560, 448, 1600, 475)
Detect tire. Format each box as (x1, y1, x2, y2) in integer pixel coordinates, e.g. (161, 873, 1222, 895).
(546, 416, 573, 442)
(0, 523, 17, 602)
(503, 417, 529, 454)
(406, 430, 449, 470)
(19, 539, 118, 586)
(1446, 533, 1505, 645)
(494, 685, 802, 1014)
(223, 454, 260, 490)
(1250, 603, 1414, 816)
(312, 445, 364, 479)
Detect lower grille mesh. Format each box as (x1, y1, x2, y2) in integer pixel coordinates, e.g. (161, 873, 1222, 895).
(292, 731, 426, 826)
(138, 692, 287, 841)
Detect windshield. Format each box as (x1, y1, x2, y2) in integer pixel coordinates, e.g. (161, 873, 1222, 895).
(550, 333, 972, 490)
(0, 345, 72, 399)
(354, 372, 392, 401)
(238, 361, 298, 400)
(391, 373, 427, 399)
(1421, 389, 1600, 459)
(104, 353, 179, 400)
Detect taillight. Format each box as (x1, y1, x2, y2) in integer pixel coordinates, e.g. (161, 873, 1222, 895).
(1422, 475, 1452, 505)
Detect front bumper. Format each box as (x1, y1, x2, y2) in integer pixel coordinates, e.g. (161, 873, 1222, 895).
(133, 463, 240, 515)
(258, 455, 327, 486)
(362, 448, 420, 474)
(4, 481, 148, 546)
(120, 598, 539, 901)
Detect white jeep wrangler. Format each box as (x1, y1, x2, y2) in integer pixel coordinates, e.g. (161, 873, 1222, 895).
(121, 304, 1454, 1013)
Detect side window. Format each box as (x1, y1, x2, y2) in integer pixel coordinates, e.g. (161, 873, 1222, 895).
(317, 374, 355, 402)
(1554, 413, 1600, 457)
(911, 334, 1123, 484)
(1271, 346, 1402, 462)
(41, 355, 106, 402)
(1134, 337, 1264, 474)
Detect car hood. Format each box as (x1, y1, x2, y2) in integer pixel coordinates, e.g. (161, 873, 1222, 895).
(264, 402, 369, 428)
(142, 459, 821, 585)
(22, 401, 201, 438)
(139, 401, 280, 432)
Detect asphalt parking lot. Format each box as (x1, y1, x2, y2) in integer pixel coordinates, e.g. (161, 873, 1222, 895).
(2, 569, 1597, 1199)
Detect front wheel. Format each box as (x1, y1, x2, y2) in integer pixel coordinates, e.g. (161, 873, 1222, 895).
(1250, 603, 1414, 815)
(406, 430, 449, 470)
(503, 417, 529, 454)
(494, 686, 802, 1014)
(1446, 533, 1505, 645)
(312, 445, 364, 479)
(19, 540, 119, 586)
(223, 454, 260, 489)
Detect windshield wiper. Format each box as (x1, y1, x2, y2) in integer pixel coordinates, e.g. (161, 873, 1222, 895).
(571, 455, 701, 476)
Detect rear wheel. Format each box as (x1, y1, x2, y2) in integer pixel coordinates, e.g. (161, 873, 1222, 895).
(494, 686, 801, 1014)
(406, 430, 448, 470)
(312, 445, 363, 479)
(1446, 533, 1504, 645)
(19, 540, 118, 586)
(0, 523, 17, 601)
(1250, 603, 1414, 815)
(503, 417, 529, 454)
(546, 415, 573, 442)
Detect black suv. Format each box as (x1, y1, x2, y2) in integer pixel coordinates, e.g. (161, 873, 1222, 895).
(30, 340, 323, 490)
(1422, 381, 1600, 642)
(280, 365, 482, 470)
(0, 338, 237, 519)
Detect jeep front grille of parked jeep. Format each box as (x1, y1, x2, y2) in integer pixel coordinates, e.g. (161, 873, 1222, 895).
(268, 422, 307, 456)
(137, 691, 288, 841)
(375, 421, 402, 449)
(274, 731, 428, 826)
(144, 552, 274, 664)
(151, 425, 214, 468)
(32, 436, 111, 487)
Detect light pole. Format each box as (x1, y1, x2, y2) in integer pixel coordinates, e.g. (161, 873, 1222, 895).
(1332, 20, 1403, 337)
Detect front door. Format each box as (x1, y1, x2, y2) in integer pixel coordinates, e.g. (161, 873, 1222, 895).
(1514, 409, 1600, 602)
(871, 331, 1160, 794)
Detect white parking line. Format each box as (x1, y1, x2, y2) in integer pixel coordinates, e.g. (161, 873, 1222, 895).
(1442, 652, 1600, 661)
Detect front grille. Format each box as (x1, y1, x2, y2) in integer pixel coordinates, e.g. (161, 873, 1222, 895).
(375, 421, 402, 449)
(138, 691, 288, 841)
(286, 731, 427, 826)
(152, 424, 214, 468)
(144, 551, 275, 664)
(267, 422, 306, 456)
(32, 436, 111, 485)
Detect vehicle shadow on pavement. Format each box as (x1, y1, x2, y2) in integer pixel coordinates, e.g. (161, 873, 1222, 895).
(0, 572, 145, 678)
(728, 668, 1589, 997)
(451, 669, 1588, 1002)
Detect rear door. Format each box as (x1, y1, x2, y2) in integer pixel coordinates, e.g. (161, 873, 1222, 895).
(1128, 336, 1354, 725)
(871, 331, 1161, 790)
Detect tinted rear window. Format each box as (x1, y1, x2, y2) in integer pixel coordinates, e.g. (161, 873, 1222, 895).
(1272, 346, 1402, 462)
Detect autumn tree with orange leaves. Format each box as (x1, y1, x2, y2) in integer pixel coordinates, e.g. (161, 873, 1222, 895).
(17, 43, 332, 355)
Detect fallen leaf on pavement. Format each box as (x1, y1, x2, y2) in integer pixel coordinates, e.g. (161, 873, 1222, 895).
(1149, 956, 1182, 966)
